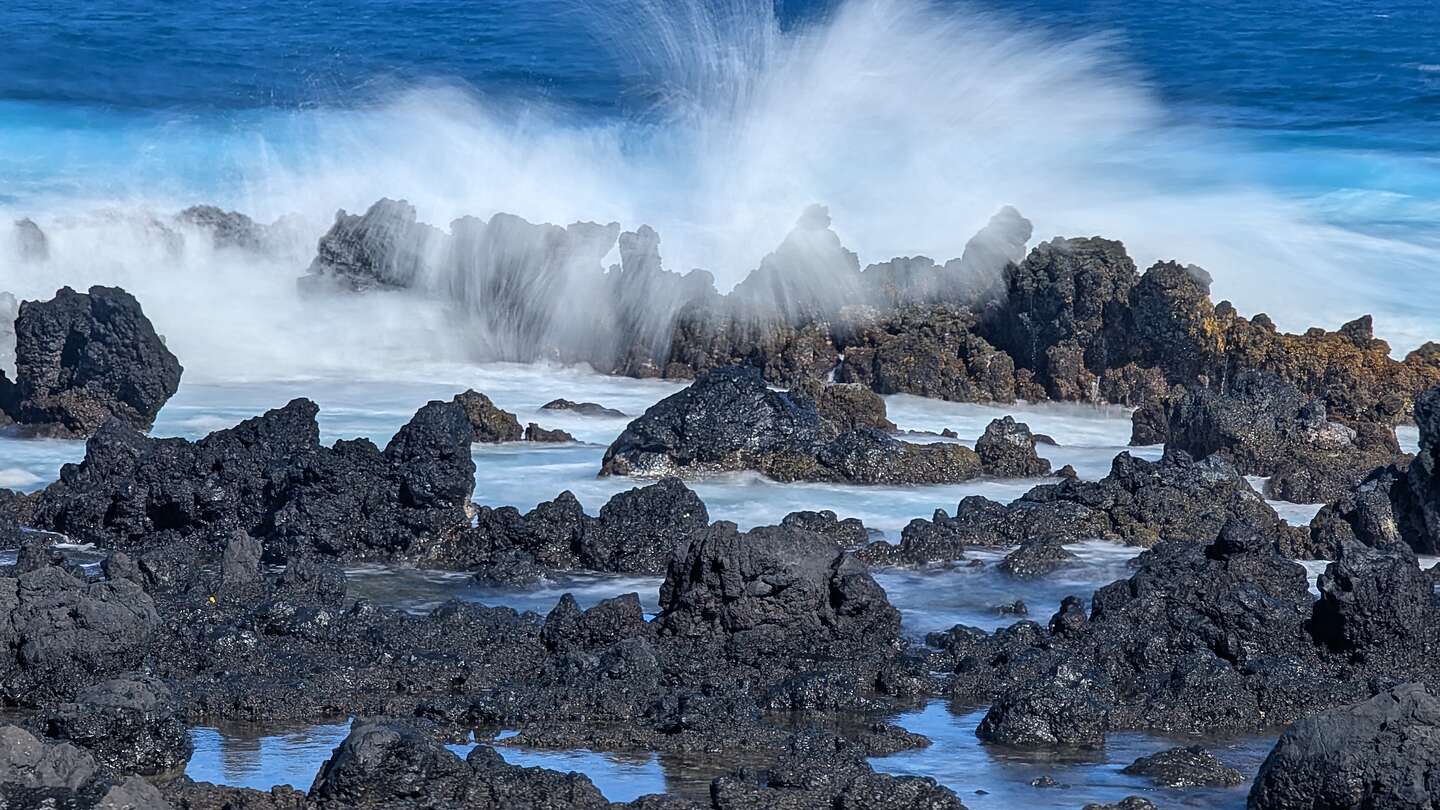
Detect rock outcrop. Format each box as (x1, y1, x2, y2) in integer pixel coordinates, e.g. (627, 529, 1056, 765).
(601, 367, 982, 484)
(1139, 371, 1402, 502)
(0, 286, 182, 437)
(30, 397, 475, 559)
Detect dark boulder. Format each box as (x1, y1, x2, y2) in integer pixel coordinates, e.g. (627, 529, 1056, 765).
(658, 522, 900, 654)
(452, 389, 523, 442)
(981, 236, 1137, 399)
(976, 663, 1110, 748)
(997, 537, 1076, 579)
(779, 509, 869, 547)
(45, 675, 192, 776)
(581, 478, 709, 574)
(540, 398, 626, 418)
(975, 416, 1051, 477)
(601, 367, 982, 484)
(524, 423, 574, 443)
(1, 286, 182, 437)
(1248, 683, 1440, 810)
(310, 722, 612, 809)
(835, 305, 1018, 404)
(301, 198, 442, 292)
(0, 724, 97, 791)
(1154, 372, 1400, 503)
(0, 564, 159, 702)
(1121, 745, 1243, 788)
(710, 731, 969, 809)
(790, 377, 896, 432)
(1309, 541, 1436, 667)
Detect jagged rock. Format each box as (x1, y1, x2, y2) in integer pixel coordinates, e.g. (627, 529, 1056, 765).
(0, 286, 182, 437)
(45, 675, 192, 776)
(1120, 745, 1243, 787)
(658, 522, 900, 653)
(524, 423, 574, 442)
(976, 662, 1110, 748)
(1083, 800, 1157, 810)
(1309, 541, 1435, 666)
(540, 399, 625, 418)
(581, 478, 709, 574)
(997, 538, 1075, 579)
(710, 732, 968, 809)
(779, 510, 869, 547)
(31, 398, 475, 559)
(602, 367, 981, 484)
(790, 378, 895, 432)
(1152, 371, 1400, 502)
(1249, 684, 1440, 810)
(0, 488, 21, 548)
(975, 416, 1051, 477)
(177, 205, 270, 252)
(301, 198, 442, 292)
(982, 236, 1137, 399)
(452, 390, 523, 442)
(872, 449, 1293, 564)
(835, 306, 1018, 404)
(13, 218, 49, 263)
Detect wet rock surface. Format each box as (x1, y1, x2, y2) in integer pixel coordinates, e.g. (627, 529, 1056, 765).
(541, 398, 626, 417)
(1120, 745, 1243, 788)
(601, 366, 982, 484)
(0, 285, 182, 437)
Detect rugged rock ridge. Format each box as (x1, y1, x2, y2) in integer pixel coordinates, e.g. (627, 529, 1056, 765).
(0, 286, 181, 437)
(29, 396, 475, 559)
(1137, 370, 1403, 502)
(293, 198, 1440, 423)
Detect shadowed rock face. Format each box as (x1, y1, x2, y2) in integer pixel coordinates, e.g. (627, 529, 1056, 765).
(29, 397, 475, 559)
(1249, 684, 1440, 810)
(600, 366, 982, 484)
(0, 286, 181, 437)
(1137, 371, 1402, 503)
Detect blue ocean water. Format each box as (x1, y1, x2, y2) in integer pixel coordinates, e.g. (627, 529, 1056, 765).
(1, 0, 1437, 356)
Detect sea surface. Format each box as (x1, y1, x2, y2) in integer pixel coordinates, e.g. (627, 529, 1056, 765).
(3, 0, 1436, 804)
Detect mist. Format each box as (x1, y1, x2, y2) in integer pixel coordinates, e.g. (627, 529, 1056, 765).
(2, 0, 1435, 381)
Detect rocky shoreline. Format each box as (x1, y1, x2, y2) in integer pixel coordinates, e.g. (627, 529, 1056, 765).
(3, 210, 1440, 808)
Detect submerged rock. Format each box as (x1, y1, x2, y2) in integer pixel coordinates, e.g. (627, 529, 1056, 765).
(524, 422, 574, 442)
(541, 398, 626, 417)
(1121, 745, 1243, 788)
(601, 367, 981, 484)
(1249, 683, 1440, 810)
(659, 521, 900, 654)
(0, 286, 182, 437)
